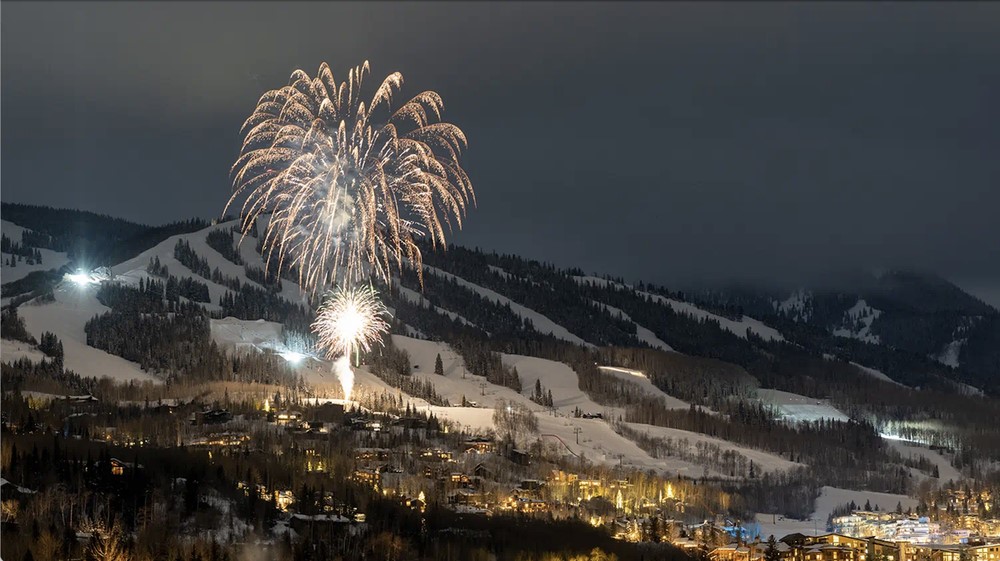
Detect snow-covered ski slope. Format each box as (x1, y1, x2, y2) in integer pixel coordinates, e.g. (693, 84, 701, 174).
(752, 486, 919, 539)
(591, 301, 674, 351)
(113, 219, 307, 309)
(0, 218, 878, 482)
(1, 219, 71, 284)
(622, 422, 804, 475)
(395, 284, 478, 329)
(1, 338, 47, 363)
(210, 317, 285, 354)
(364, 335, 800, 476)
(832, 299, 882, 344)
(572, 275, 785, 343)
(14, 281, 160, 383)
(424, 265, 591, 347)
(597, 366, 689, 410)
(886, 440, 962, 482)
(756, 389, 850, 423)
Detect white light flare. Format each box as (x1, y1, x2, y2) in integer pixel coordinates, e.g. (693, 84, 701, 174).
(65, 271, 97, 286)
(279, 351, 307, 365)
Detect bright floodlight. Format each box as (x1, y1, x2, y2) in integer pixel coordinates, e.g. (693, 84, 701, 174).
(65, 271, 95, 286)
(279, 351, 306, 365)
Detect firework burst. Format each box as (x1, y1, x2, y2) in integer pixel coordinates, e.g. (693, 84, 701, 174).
(226, 60, 474, 294)
(312, 284, 391, 362)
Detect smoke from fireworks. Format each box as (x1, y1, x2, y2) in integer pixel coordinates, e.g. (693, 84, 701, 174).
(312, 285, 390, 400)
(227, 60, 475, 295)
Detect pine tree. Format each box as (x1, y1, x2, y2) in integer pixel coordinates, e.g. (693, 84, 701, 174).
(434, 353, 444, 375)
(764, 535, 780, 561)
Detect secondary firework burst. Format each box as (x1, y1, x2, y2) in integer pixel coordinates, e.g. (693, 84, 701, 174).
(227, 60, 475, 295)
(312, 285, 390, 401)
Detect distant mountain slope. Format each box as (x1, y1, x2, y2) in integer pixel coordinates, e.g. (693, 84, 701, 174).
(682, 271, 999, 393)
(1, 203, 209, 300)
(5, 204, 996, 498)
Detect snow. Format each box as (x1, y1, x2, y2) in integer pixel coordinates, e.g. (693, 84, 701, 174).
(21, 391, 68, 403)
(1, 338, 47, 363)
(637, 291, 786, 343)
(395, 284, 479, 329)
(503, 353, 609, 415)
(487, 265, 513, 281)
(751, 512, 824, 539)
(571, 276, 631, 290)
(936, 339, 964, 368)
(952, 381, 985, 397)
(112, 220, 308, 310)
(391, 335, 531, 409)
(850, 362, 904, 387)
(775, 289, 812, 322)
(1, 220, 31, 241)
(572, 275, 785, 343)
(423, 405, 714, 476)
(403, 324, 427, 339)
(210, 317, 285, 354)
(591, 300, 675, 352)
(1, 219, 71, 284)
(1, 247, 71, 284)
(16, 282, 162, 383)
(622, 422, 805, 474)
(597, 367, 689, 410)
(756, 389, 850, 423)
(388, 336, 765, 476)
(0, 477, 36, 495)
(385, 336, 706, 474)
(832, 299, 882, 344)
(751, 487, 920, 541)
(424, 265, 591, 347)
(886, 440, 962, 482)
(813, 486, 917, 522)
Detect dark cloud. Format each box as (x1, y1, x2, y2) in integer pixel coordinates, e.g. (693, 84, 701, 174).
(3, 2, 999, 302)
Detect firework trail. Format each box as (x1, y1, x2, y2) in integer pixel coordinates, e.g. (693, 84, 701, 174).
(227, 60, 475, 295)
(312, 284, 390, 400)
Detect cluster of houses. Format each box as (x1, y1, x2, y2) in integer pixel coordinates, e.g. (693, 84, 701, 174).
(69, 394, 1000, 561)
(829, 511, 1000, 545)
(703, 532, 1000, 561)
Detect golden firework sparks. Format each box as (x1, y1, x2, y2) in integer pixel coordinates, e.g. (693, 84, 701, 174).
(226, 61, 474, 295)
(312, 284, 391, 362)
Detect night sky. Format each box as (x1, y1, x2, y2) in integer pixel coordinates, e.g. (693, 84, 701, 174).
(3, 2, 999, 304)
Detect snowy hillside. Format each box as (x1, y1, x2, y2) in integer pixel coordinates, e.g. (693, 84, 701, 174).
(573, 275, 786, 343)
(395, 284, 479, 329)
(14, 281, 160, 383)
(373, 335, 789, 476)
(590, 300, 675, 352)
(112, 219, 307, 308)
(3, 210, 989, 516)
(1, 219, 70, 284)
(210, 317, 285, 354)
(597, 367, 689, 410)
(425, 265, 591, 347)
(775, 289, 812, 322)
(850, 362, 904, 387)
(936, 339, 964, 368)
(1, 338, 47, 363)
(647, 293, 786, 343)
(752, 486, 919, 539)
(756, 389, 850, 423)
(832, 299, 882, 344)
(886, 440, 962, 482)
(622, 422, 805, 475)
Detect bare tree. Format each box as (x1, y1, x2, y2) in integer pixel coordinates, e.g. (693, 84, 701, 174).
(83, 516, 129, 561)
